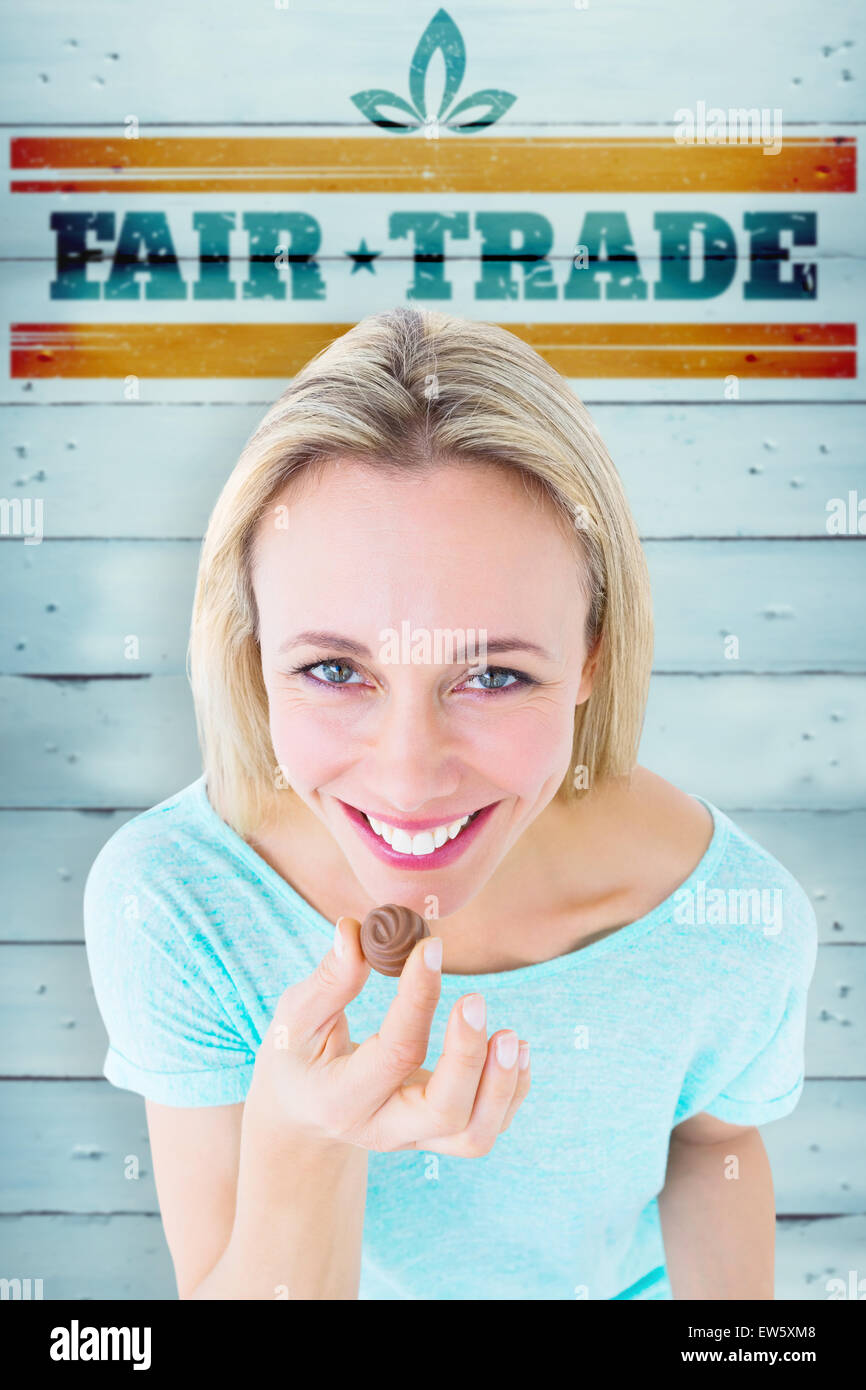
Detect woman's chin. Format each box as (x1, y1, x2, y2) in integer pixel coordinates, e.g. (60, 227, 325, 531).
(343, 849, 488, 921)
(362, 885, 476, 924)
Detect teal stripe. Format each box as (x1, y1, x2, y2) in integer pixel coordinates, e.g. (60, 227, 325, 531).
(610, 1264, 666, 1300)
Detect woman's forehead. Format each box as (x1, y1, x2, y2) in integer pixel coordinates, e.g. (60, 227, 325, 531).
(250, 459, 586, 650)
(256, 455, 573, 553)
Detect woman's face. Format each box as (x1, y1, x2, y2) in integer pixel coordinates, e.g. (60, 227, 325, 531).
(252, 457, 598, 917)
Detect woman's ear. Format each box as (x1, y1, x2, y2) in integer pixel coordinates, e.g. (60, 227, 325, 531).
(575, 632, 603, 707)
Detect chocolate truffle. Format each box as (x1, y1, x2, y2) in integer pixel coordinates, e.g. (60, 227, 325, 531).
(360, 903, 431, 977)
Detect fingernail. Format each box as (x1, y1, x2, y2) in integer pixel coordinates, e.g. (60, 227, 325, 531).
(423, 937, 443, 972)
(518, 1042, 530, 1071)
(462, 994, 486, 1030)
(496, 1032, 519, 1068)
(333, 919, 344, 958)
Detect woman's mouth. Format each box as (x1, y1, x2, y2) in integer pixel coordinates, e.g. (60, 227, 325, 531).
(366, 808, 481, 853)
(336, 799, 498, 869)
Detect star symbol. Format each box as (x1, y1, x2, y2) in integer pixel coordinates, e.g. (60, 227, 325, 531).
(345, 238, 382, 274)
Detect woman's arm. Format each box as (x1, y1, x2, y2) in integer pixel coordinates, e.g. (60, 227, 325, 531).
(657, 1111, 776, 1299)
(145, 1099, 244, 1297)
(146, 1095, 368, 1300)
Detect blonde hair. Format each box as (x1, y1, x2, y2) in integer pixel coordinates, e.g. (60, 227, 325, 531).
(189, 308, 653, 837)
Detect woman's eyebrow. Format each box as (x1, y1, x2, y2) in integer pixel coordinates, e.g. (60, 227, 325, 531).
(278, 630, 369, 657)
(277, 630, 556, 661)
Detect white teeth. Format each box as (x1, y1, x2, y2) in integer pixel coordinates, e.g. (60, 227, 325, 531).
(364, 811, 473, 855)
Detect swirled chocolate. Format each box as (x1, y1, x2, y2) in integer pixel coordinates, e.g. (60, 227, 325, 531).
(360, 903, 430, 977)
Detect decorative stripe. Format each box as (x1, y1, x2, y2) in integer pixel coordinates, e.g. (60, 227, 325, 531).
(610, 1264, 667, 1300)
(9, 321, 856, 379)
(10, 135, 856, 195)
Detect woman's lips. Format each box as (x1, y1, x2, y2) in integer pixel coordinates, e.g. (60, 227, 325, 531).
(337, 798, 498, 869)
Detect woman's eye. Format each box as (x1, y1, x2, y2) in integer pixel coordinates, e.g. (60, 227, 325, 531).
(290, 660, 530, 692)
(462, 667, 524, 691)
(304, 660, 364, 685)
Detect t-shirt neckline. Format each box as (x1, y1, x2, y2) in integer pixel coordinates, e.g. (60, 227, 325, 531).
(188, 775, 730, 991)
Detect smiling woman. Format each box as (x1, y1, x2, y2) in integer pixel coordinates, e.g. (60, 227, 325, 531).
(83, 307, 817, 1303)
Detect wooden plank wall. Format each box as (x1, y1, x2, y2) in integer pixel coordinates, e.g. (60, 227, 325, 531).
(0, 0, 864, 1299)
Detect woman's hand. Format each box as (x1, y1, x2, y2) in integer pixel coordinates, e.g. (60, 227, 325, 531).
(246, 916, 531, 1157)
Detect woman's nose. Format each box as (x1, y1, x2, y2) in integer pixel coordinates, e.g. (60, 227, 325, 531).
(364, 685, 458, 811)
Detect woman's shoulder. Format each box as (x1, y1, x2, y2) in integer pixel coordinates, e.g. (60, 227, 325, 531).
(631, 767, 818, 979)
(84, 777, 213, 898)
(82, 778, 235, 953)
(680, 792, 818, 988)
(82, 776, 259, 1003)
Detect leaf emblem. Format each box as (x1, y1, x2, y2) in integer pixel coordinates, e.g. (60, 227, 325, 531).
(350, 8, 516, 134)
(445, 88, 517, 130)
(350, 89, 424, 131)
(409, 8, 466, 120)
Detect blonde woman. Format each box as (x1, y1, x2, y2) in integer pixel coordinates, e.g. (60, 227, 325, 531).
(84, 308, 817, 1301)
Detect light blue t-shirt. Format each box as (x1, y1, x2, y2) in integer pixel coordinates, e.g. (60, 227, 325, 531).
(83, 776, 817, 1301)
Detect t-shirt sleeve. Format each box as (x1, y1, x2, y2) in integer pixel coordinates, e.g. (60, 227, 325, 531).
(700, 978, 809, 1126)
(83, 825, 257, 1108)
(699, 877, 818, 1129)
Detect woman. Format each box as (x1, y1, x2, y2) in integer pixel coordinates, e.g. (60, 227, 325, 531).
(84, 307, 817, 1300)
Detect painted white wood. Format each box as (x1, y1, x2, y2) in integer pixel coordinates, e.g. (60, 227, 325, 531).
(6, 375, 862, 406)
(648, 542, 866, 672)
(2, 809, 861, 944)
(640, 676, 865, 811)
(0, 1213, 176, 1299)
(806, 946, 865, 1077)
(1, 673, 863, 808)
(2, 404, 861, 540)
(1, 539, 862, 674)
(1, 942, 861, 1077)
(0, 1080, 157, 1213)
(0, 674, 202, 808)
(0, 0, 861, 124)
(0, 944, 105, 1076)
(775, 1216, 866, 1300)
(0, 810, 135, 941)
(761, 1081, 866, 1217)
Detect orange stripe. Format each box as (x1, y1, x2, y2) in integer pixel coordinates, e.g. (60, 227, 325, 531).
(9, 323, 856, 378)
(541, 349, 855, 378)
(509, 323, 856, 347)
(15, 322, 853, 346)
(10, 135, 856, 194)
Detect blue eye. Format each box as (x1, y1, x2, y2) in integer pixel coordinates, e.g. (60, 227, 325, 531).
(295, 660, 365, 686)
(462, 667, 530, 692)
(286, 659, 534, 693)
